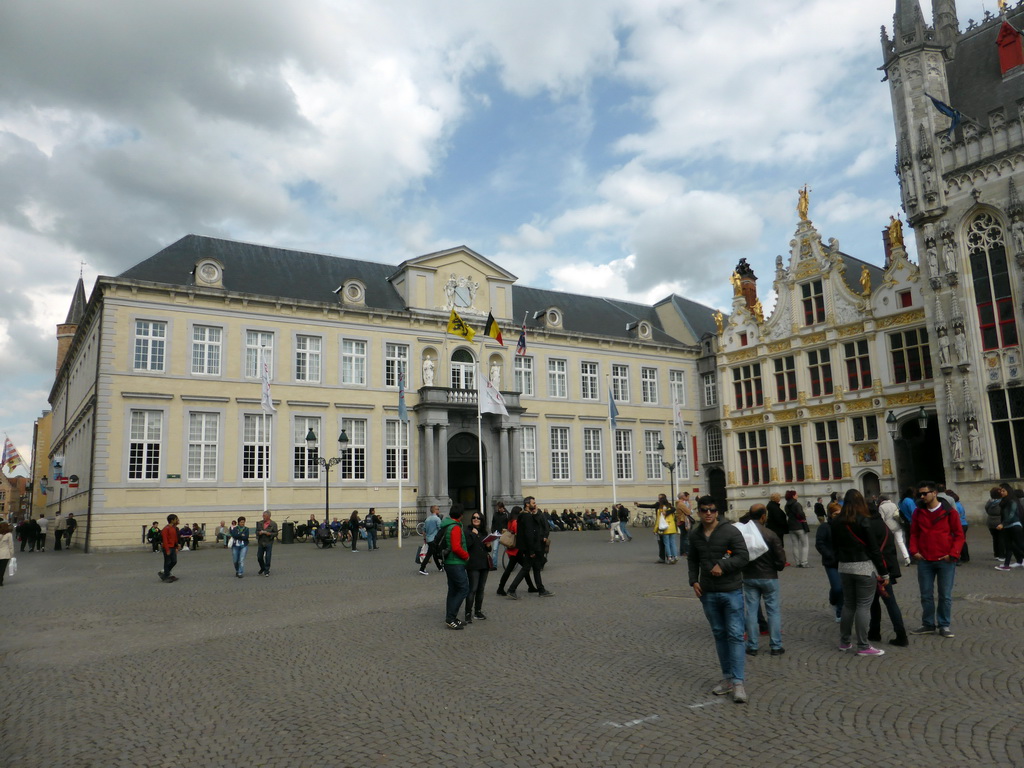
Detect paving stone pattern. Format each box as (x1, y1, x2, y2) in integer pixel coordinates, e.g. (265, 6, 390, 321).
(2, 527, 1023, 767)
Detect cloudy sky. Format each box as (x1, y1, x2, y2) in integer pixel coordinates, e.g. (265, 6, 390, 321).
(0, 0, 992, 462)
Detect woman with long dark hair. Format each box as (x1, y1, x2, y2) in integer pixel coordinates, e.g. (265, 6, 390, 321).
(995, 483, 1024, 570)
(463, 510, 490, 623)
(496, 506, 534, 595)
(831, 490, 889, 656)
(348, 510, 362, 551)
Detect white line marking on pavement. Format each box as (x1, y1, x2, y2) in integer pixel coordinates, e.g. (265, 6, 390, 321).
(684, 699, 723, 710)
(603, 715, 661, 728)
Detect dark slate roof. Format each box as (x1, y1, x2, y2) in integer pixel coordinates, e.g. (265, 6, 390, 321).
(837, 252, 885, 294)
(947, 9, 1024, 131)
(115, 235, 712, 345)
(118, 235, 407, 311)
(64, 278, 88, 325)
(660, 294, 722, 340)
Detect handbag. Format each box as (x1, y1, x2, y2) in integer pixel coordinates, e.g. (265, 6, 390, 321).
(657, 514, 669, 532)
(7, 557, 16, 577)
(416, 544, 429, 564)
(499, 529, 516, 548)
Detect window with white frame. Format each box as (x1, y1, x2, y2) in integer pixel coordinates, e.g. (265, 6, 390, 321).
(844, 340, 872, 391)
(548, 359, 568, 398)
(705, 426, 723, 463)
(385, 419, 409, 480)
(133, 320, 166, 372)
(779, 424, 804, 482)
(807, 348, 834, 397)
(641, 368, 659, 404)
(128, 409, 162, 479)
(615, 429, 633, 481)
(814, 420, 843, 481)
(644, 430, 663, 480)
(674, 429, 691, 480)
(293, 416, 321, 480)
(890, 329, 933, 383)
(342, 339, 367, 385)
(801, 279, 825, 325)
(245, 331, 274, 378)
(580, 362, 599, 400)
(514, 356, 534, 396)
(669, 370, 685, 406)
(520, 425, 537, 482)
(243, 414, 271, 480)
(550, 426, 570, 480)
(186, 412, 218, 480)
(774, 356, 797, 403)
(340, 418, 366, 480)
(385, 343, 409, 388)
(732, 363, 763, 409)
(702, 372, 718, 407)
(850, 415, 878, 442)
(583, 427, 603, 480)
(191, 325, 221, 375)
(450, 349, 475, 390)
(612, 364, 630, 402)
(295, 336, 322, 383)
(737, 429, 769, 486)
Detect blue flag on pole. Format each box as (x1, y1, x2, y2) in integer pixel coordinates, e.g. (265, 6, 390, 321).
(926, 93, 962, 138)
(398, 371, 409, 423)
(609, 388, 619, 431)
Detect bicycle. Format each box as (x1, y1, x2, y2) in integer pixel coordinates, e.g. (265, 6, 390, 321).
(636, 512, 653, 528)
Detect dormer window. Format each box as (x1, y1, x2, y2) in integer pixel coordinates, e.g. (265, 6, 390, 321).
(194, 259, 224, 288)
(337, 279, 366, 306)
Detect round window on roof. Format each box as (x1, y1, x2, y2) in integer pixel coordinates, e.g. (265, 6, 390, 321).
(345, 283, 364, 302)
(197, 262, 220, 283)
(547, 309, 561, 326)
(639, 321, 651, 339)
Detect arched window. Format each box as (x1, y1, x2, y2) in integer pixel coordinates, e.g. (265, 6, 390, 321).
(705, 426, 723, 463)
(450, 348, 476, 390)
(968, 212, 1018, 350)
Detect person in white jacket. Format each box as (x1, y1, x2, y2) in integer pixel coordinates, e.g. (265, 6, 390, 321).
(878, 495, 910, 566)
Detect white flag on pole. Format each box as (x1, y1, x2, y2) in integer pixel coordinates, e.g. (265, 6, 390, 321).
(479, 371, 509, 416)
(260, 358, 277, 413)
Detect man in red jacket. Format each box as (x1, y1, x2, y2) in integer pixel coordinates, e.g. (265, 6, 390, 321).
(158, 514, 181, 583)
(908, 480, 964, 638)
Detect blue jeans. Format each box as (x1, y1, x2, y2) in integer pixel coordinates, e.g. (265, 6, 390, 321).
(662, 533, 677, 559)
(366, 528, 377, 549)
(232, 544, 248, 575)
(743, 579, 782, 650)
(700, 589, 745, 683)
(824, 566, 843, 617)
(917, 559, 955, 629)
(619, 521, 632, 541)
(444, 564, 470, 623)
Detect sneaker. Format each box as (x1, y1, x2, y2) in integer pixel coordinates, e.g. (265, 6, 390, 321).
(418, 570, 429, 576)
(856, 646, 885, 656)
(445, 620, 463, 630)
(890, 636, 909, 647)
(995, 565, 1012, 571)
(463, 616, 473, 624)
(157, 572, 167, 581)
(909, 625, 935, 635)
(732, 683, 748, 704)
(236, 573, 243, 578)
(770, 648, 785, 656)
(1011, 562, 1024, 568)
(507, 591, 519, 600)
(711, 679, 733, 696)
(938, 627, 955, 638)
(474, 611, 487, 620)
(834, 616, 842, 623)
(538, 590, 555, 597)
(838, 642, 852, 651)
(263, 572, 270, 577)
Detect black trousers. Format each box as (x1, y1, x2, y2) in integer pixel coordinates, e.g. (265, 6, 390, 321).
(509, 554, 545, 593)
(1002, 526, 1024, 567)
(465, 567, 489, 616)
(257, 542, 273, 573)
(419, 539, 443, 571)
(498, 554, 533, 592)
(54, 531, 63, 550)
(991, 527, 1005, 559)
(162, 549, 177, 578)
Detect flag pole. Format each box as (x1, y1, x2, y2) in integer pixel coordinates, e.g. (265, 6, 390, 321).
(608, 375, 618, 508)
(261, 346, 269, 513)
(477, 337, 486, 521)
(397, 417, 404, 549)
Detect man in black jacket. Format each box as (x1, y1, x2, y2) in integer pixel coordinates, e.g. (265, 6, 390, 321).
(506, 496, 554, 599)
(688, 496, 750, 703)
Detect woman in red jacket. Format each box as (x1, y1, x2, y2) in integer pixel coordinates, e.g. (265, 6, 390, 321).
(496, 507, 534, 596)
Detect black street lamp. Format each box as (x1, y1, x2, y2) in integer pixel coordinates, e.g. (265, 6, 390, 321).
(885, 410, 898, 439)
(305, 428, 349, 541)
(916, 406, 929, 431)
(657, 439, 685, 497)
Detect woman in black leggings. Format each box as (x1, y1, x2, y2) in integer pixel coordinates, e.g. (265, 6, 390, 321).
(496, 507, 534, 595)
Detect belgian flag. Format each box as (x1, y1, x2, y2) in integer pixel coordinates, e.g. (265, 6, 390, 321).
(484, 312, 504, 346)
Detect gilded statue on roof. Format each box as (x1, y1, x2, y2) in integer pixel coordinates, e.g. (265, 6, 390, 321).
(797, 185, 810, 222)
(888, 215, 904, 248)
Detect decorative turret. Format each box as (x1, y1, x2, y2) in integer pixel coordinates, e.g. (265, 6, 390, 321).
(56, 277, 87, 377)
(933, 0, 959, 56)
(892, 0, 929, 54)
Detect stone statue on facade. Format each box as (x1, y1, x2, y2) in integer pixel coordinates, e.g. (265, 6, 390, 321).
(422, 356, 435, 386)
(489, 362, 501, 388)
(1012, 218, 1024, 256)
(942, 240, 956, 274)
(968, 422, 982, 462)
(938, 330, 952, 367)
(925, 247, 939, 278)
(949, 424, 963, 463)
(954, 326, 969, 364)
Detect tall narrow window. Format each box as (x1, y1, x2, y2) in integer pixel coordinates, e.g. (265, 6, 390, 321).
(814, 420, 842, 480)
(583, 428, 603, 480)
(890, 329, 933, 383)
(514, 356, 534, 396)
(737, 429, 769, 485)
(385, 343, 409, 388)
(245, 331, 273, 378)
(703, 372, 718, 407)
(615, 429, 633, 481)
(705, 426, 723, 463)
(385, 419, 409, 480)
(550, 426, 570, 480)
(807, 349, 833, 397)
(293, 417, 321, 480)
(128, 409, 162, 479)
(844, 340, 872, 391)
(520, 426, 537, 481)
(779, 424, 804, 482)
(341, 339, 367, 385)
(732, 364, 763, 409)
(450, 349, 475, 390)
(295, 336, 322, 383)
(644, 430, 663, 480)
(580, 362, 599, 400)
(243, 414, 271, 480)
(774, 356, 797, 402)
(340, 419, 366, 480)
(548, 359, 568, 398)
(801, 280, 825, 325)
(612, 364, 630, 402)
(674, 429, 691, 480)
(669, 370, 686, 406)
(191, 325, 221, 375)
(989, 389, 1024, 479)
(134, 320, 166, 371)
(187, 412, 218, 480)
(641, 368, 659, 404)
(968, 212, 1019, 350)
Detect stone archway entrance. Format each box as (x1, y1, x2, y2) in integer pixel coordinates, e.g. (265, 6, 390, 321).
(892, 414, 946, 491)
(861, 471, 881, 501)
(447, 432, 486, 516)
(707, 468, 727, 511)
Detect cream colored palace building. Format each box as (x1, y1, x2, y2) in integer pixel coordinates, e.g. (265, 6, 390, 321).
(47, 236, 716, 550)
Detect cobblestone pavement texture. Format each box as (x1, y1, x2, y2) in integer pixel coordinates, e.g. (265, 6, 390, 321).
(2, 527, 1024, 767)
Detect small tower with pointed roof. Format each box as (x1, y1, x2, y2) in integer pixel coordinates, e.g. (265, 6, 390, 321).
(56, 277, 87, 377)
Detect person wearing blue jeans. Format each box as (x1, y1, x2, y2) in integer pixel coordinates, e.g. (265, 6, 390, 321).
(616, 505, 633, 542)
(908, 481, 964, 638)
(688, 496, 750, 703)
(739, 504, 787, 655)
(230, 517, 250, 578)
(439, 506, 471, 629)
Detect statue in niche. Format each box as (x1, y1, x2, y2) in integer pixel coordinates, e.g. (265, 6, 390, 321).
(888, 215, 904, 248)
(954, 326, 969, 364)
(942, 241, 956, 274)
(949, 424, 963, 463)
(925, 247, 939, 278)
(968, 422, 982, 461)
(489, 362, 501, 388)
(422, 356, 435, 386)
(937, 330, 952, 367)
(1012, 218, 1024, 256)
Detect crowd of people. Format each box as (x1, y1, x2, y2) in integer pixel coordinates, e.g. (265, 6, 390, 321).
(14, 512, 76, 552)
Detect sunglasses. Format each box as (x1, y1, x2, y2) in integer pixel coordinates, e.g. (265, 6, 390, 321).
(698, 507, 717, 513)
(916, 491, 933, 498)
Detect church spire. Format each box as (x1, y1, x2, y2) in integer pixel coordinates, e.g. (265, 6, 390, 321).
(933, 0, 959, 55)
(893, 0, 928, 53)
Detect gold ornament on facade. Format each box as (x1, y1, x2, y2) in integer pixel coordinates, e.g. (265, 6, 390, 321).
(730, 271, 742, 296)
(808, 404, 835, 417)
(846, 398, 874, 412)
(751, 299, 764, 324)
(803, 465, 814, 481)
(731, 414, 766, 428)
(767, 340, 791, 352)
(860, 265, 872, 296)
(713, 311, 724, 334)
(770, 468, 779, 482)
(842, 462, 851, 478)
(726, 348, 758, 362)
(797, 185, 810, 221)
(795, 259, 819, 279)
(802, 332, 827, 345)
(888, 216, 904, 248)
(728, 471, 736, 486)
(774, 409, 798, 422)
(837, 323, 865, 337)
(882, 459, 893, 476)
(876, 309, 925, 328)
(885, 390, 936, 406)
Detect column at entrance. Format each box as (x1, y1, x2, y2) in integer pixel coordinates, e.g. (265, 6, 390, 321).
(438, 423, 449, 500)
(423, 424, 436, 497)
(499, 427, 510, 497)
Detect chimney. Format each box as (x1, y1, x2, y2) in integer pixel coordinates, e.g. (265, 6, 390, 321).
(735, 258, 758, 311)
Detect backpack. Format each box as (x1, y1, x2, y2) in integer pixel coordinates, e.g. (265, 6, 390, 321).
(436, 524, 450, 560)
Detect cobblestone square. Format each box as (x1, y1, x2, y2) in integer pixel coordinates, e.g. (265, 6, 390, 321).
(2, 527, 1023, 767)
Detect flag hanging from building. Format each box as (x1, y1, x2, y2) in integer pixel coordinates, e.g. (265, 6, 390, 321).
(479, 369, 509, 416)
(260, 357, 277, 413)
(516, 325, 527, 356)
(447, 309, 476, 342)
(925, 93, 963, 138)
(398, 371, 409, 423)
(609, 389, 619, 431)
(484, 312, 504, 346)
(2, 436, 23, 473)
